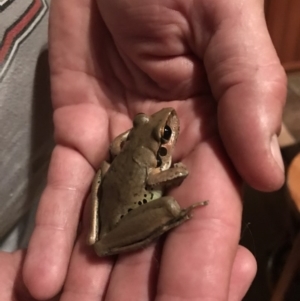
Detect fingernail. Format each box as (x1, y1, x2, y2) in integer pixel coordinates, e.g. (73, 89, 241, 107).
(270, 134, 284, 173)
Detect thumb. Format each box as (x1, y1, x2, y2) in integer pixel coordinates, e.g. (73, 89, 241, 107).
(203, 0, 286, 191)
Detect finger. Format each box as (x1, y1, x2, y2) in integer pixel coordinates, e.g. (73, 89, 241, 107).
(104, 245, 160, 301)
(58, 188, 114, 301)
(0, 251, 25, 300)
(156, 137, 242, 301)
(228, 246, 257, 301)
(23, 146, 94, 299)
(201, 0, 286, 191)
(0, 251, 60, 301)
(59, 233, 114, 301)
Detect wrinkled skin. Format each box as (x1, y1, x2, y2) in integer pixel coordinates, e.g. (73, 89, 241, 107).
(0, 0, 286, 300)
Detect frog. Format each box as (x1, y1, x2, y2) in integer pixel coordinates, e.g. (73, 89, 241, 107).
(87, 107, 208, 256)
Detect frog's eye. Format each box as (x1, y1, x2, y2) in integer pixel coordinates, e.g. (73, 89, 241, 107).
(158, 147, 167, 157)
(161, 125, 172, 142)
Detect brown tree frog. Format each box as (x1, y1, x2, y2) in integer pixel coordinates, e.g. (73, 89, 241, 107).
(87, 107, 207, 256)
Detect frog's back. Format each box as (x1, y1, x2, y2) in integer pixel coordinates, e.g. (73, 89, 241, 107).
(105, 146, 148, 190)
(99, 146, 151, 234)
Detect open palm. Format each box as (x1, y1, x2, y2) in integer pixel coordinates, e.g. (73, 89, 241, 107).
(3, 0, 286, 300)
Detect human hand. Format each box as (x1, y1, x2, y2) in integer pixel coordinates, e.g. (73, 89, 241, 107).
(0, 251, 59, 301)
(22, 0, 286, 300)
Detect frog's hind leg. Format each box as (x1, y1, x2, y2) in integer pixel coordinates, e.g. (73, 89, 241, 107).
(93, 196, 208, 256)
(87, 162, 110, 245)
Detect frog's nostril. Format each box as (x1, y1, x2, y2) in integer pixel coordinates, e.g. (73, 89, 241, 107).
(159, 147, 167, 156)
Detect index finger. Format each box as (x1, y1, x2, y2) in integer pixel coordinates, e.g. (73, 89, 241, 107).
(23, 146, 94, 299)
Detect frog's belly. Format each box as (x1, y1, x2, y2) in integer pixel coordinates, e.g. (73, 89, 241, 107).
(145, 189, 163, 202)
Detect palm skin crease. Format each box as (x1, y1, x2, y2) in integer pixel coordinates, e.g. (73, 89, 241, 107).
(0, 0, 286, 300)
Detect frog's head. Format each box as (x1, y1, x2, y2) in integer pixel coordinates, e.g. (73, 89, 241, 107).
(131, 108, 179, 170)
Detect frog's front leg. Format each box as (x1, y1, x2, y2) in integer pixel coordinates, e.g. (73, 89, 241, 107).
(109, 130, 130, 158)
(147, 162, 189, 188)
(93, 196, 207, 256)
(87, 161, 110, 245)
